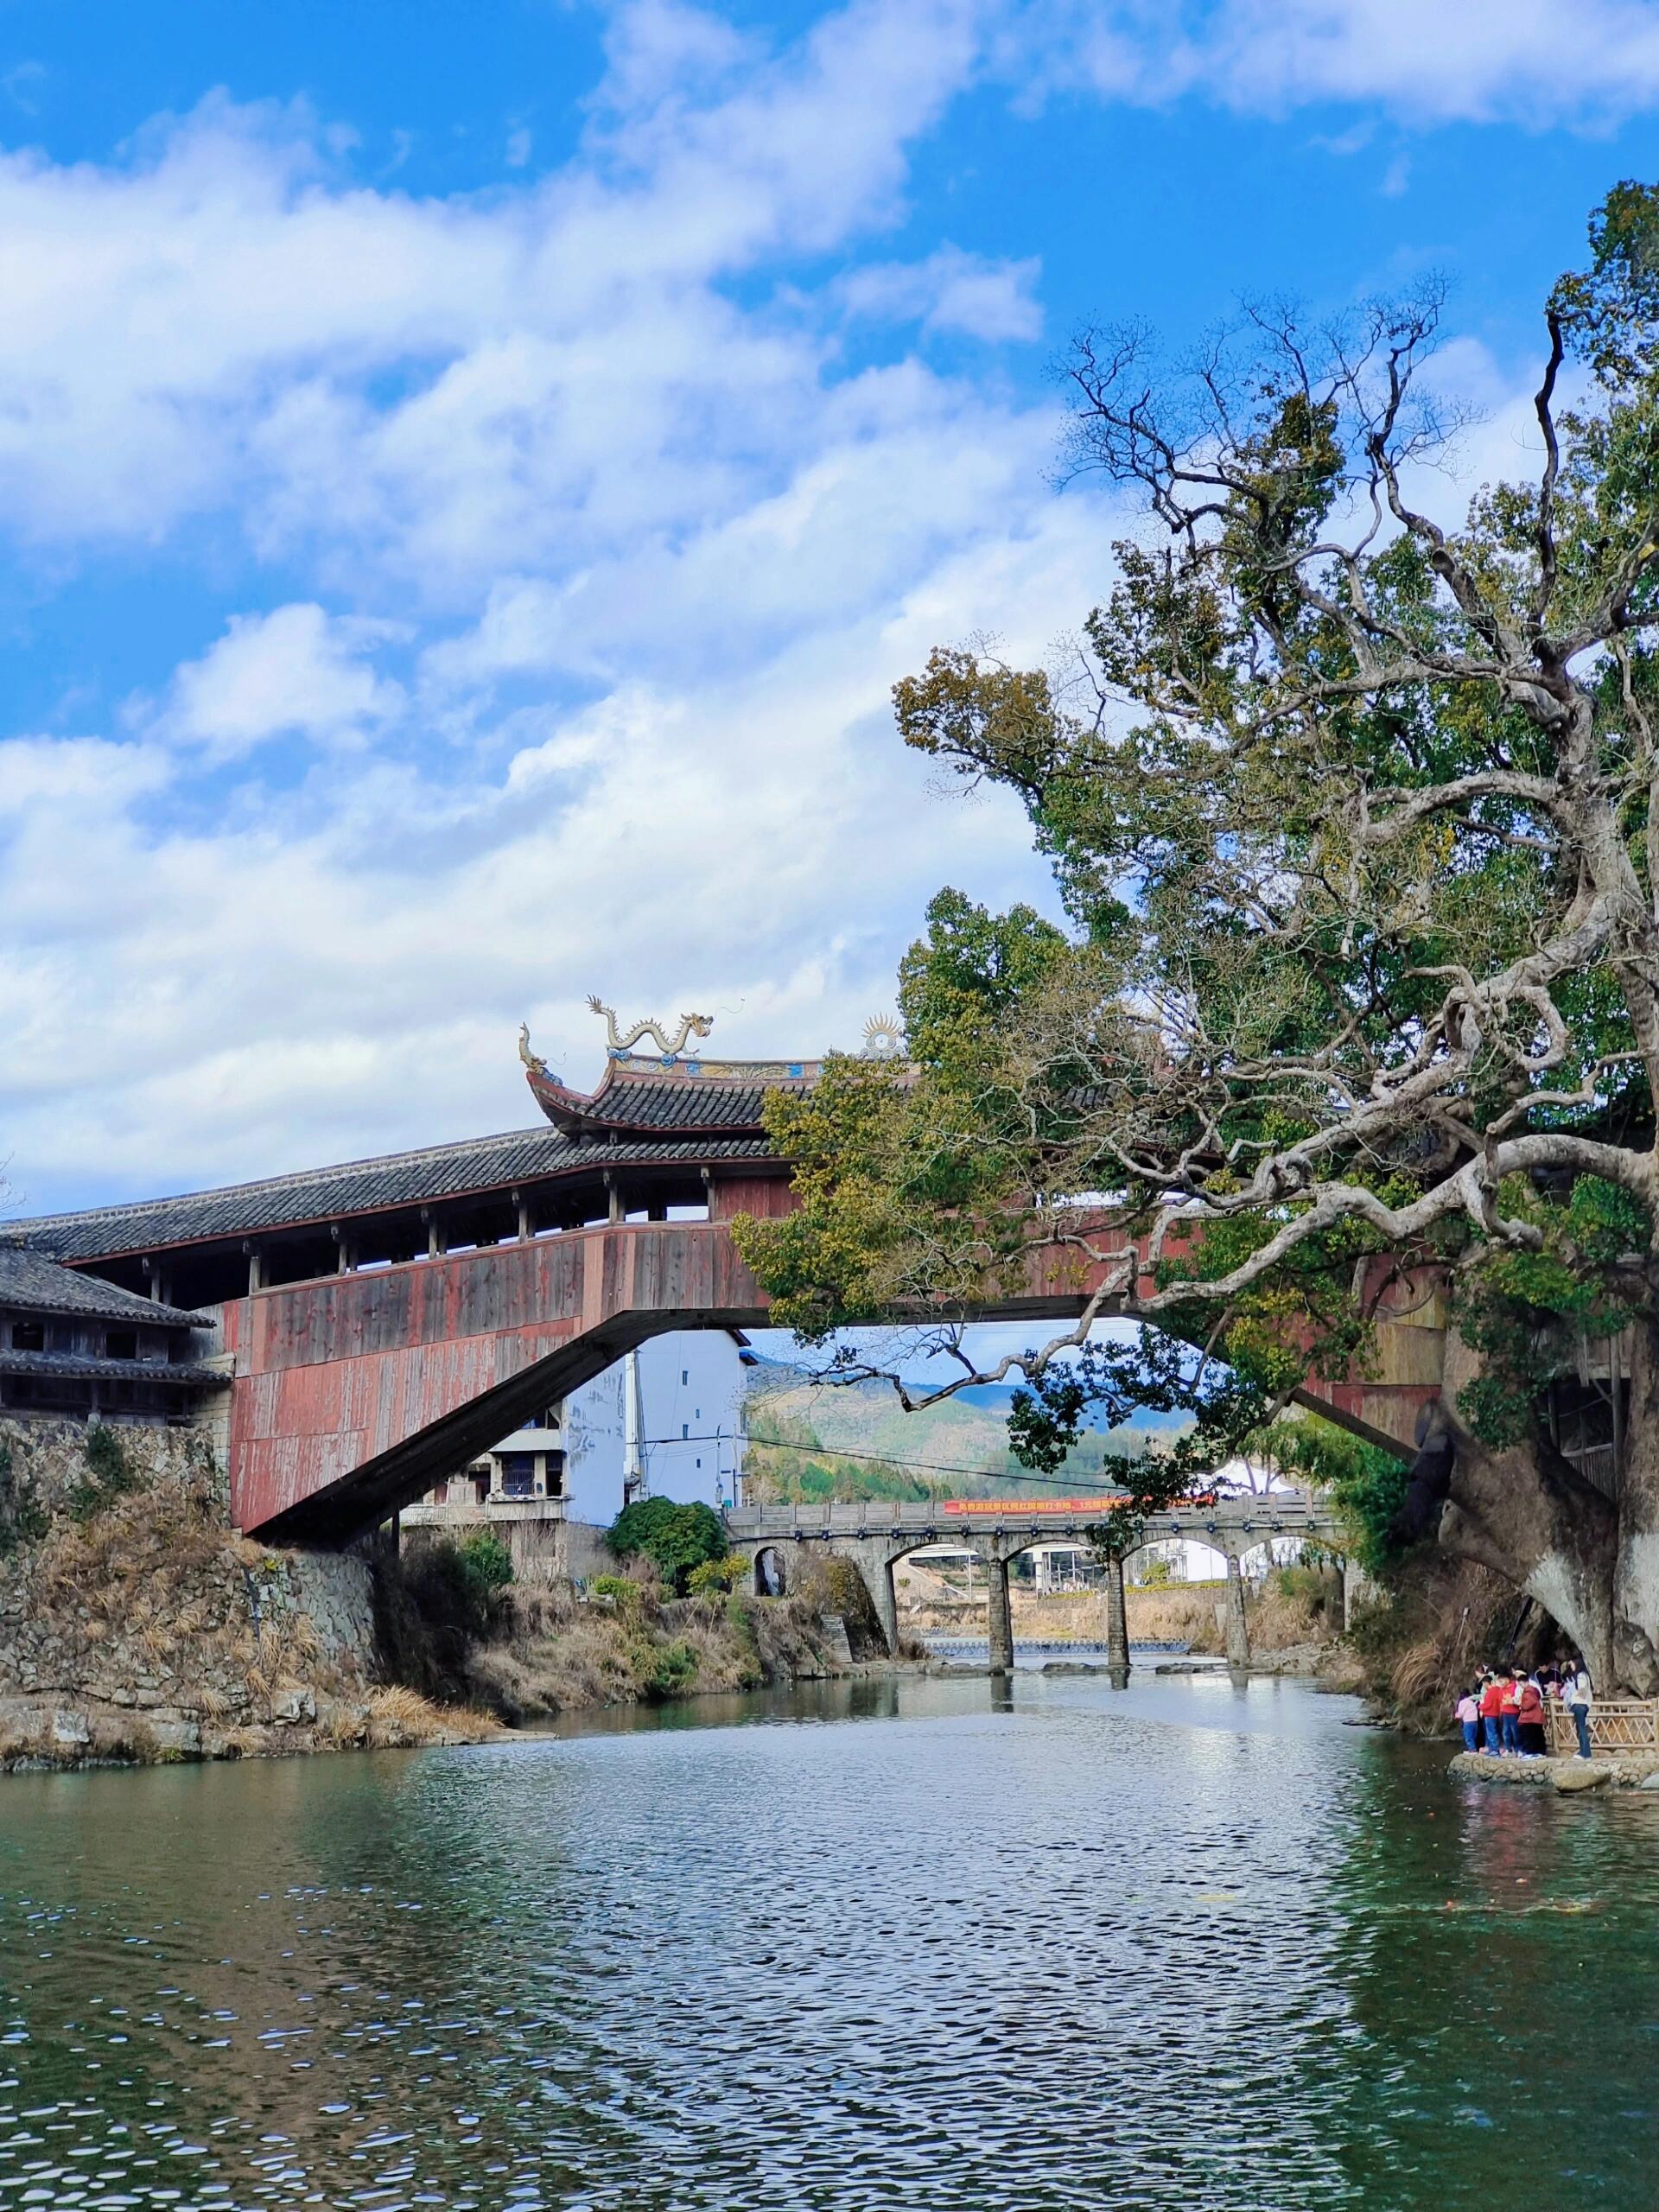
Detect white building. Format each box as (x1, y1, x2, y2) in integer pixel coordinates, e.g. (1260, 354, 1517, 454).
(404, 1326, 753, 1579)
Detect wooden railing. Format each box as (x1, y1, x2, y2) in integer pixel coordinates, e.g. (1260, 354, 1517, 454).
(1547, 1699, 1659, 1758)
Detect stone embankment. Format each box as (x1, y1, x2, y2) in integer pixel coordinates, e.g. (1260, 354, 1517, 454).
(0, 1418, 486, 1770)
(1450, 1750, 1659, 1793)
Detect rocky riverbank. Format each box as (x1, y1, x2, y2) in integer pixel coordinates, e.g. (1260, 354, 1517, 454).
(0, 1417, 493, 1769)
(0, 1418, 874, 1771)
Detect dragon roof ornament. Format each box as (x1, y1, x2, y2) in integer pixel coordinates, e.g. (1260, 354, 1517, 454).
(587, 995, 715, 1060)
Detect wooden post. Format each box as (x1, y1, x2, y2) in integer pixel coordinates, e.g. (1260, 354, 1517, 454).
(606, 1172, 622, 1225)
(244, 1241, 265, 1294)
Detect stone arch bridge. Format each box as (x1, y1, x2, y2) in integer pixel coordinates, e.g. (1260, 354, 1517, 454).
(17, 1033, 1440, 1553)
(728, 1494, 1354, 1677)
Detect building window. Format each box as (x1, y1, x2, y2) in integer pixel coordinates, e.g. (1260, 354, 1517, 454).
(499, 1452, 536, 1497)
(10, 1320, 43, 1352)
(545, 1452, 566, 1498)
(682, 1369, 689, 1385)
(682, 1422, 689, 1440)
(105, 1328, 138, 1361)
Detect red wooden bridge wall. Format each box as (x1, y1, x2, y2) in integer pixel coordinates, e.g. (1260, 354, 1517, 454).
(221, 1206, 1444, 1547)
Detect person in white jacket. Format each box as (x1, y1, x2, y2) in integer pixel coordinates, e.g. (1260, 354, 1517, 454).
(1564, 1662, 1593, 1759)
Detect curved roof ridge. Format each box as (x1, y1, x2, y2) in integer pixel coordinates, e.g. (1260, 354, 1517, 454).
(18, 1125, 556, 1232)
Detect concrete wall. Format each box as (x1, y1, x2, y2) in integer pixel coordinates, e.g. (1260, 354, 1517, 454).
(563, 1330, 747, 1525)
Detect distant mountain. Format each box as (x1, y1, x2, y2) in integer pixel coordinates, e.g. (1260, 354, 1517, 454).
(948, 1381, 1190, 1434)
(742, 1357, 1191, 1502)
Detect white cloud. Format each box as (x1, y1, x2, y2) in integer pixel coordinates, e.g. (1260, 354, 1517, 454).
(0, 0, 1641, 1217)
(839, 245, 1044, 340)
(153, 604, 407, 760)
(1039, 0, 1659, 125)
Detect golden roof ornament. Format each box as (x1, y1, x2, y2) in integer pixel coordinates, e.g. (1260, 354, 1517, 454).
(861, 1014, 904, 1059)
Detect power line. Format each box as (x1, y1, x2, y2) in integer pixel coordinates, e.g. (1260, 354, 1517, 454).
(639, 1429, 1173, 1491)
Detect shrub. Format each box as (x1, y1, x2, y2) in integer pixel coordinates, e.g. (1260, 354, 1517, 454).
(399, 1535, 507, 1646)
(456, 1530, 515, 1602)
(606, 1497, 728, 1594)
(686, 1553, 745, 1598)
(643, 1637, 699, 1699)
(589, 1572, 641, 1608)
(69, 1422, 143, 1522)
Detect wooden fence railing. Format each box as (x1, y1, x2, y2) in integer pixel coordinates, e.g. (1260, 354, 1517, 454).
(1546, 1699, 1659, 1758)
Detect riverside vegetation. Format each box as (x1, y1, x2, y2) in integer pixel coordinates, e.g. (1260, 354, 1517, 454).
(0, 1416, 865, 1772)
(734, 185, 1659, 1695)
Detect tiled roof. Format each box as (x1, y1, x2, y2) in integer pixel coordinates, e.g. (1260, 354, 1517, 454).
(14, 1127, 778, 1262)
(0, 1349, 228, 1386)
(0, 1245, 208, 1326)
(529, 1065, 811, 1135)
(582, 1079, 802, 1130)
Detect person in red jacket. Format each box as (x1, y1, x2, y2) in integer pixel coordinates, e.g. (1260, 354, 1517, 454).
(1498, 1670, 1522, 1753)
(1478, 1672, 1504, 1755)
(1516, 1673, 1548, 1757)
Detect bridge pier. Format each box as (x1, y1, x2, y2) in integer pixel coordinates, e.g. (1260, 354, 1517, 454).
(985, 1553, 1014, 1672)
(1224, 1549, 1250, 1674)
(874, 1552, 899, 1660)
(1103, 1552, 1130, 1688)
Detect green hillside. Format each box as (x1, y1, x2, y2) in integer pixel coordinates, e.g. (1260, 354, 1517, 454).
(742, 1363, 1180, 1503)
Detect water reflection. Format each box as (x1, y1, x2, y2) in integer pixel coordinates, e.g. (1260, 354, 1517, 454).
(0, 1674, 1652, 2208)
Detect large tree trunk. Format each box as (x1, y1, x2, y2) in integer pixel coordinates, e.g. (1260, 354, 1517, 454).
(1434, 1326, 1619, 1688)
(1612, 1317, 1659, 1694)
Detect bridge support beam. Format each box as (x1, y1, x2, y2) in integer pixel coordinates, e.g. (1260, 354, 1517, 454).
(1224, 1550, 1250, 1674)
(986, 1554, 1014, 1673)
(875, 1553, 899, 1661)
(1103, 1552, 1130, 1688)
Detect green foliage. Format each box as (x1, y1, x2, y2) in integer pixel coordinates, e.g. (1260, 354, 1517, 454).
(455, 1530, 515, 1602)
(737, 185, 1659, 1503)
(606, 1497, 728, 1594)
(1253, 1414, 1408, 1577)
(686, 1554, 746, 1597)
(589, 1572, 641, 1607)
(400, 1535, 506, 1649)
(642, 1637, 699, 1699)
(68, 1422, 143, 1523)
(0, 1441, 46, 1556)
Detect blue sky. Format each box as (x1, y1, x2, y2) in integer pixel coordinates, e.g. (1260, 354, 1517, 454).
(3, 0, 1659, 1217)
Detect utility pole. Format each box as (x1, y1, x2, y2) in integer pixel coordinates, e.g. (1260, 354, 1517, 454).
(622, 1348, 647, 1505)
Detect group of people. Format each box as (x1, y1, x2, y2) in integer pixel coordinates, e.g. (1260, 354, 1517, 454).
(1455, 1662, 1594, 1759)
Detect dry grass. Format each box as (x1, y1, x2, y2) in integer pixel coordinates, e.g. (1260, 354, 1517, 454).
(1346, 1554, 1519, 1732)
(363, 1685, 500, 1748)
(3, 1473, 367, 1761)
(996, 1573, 1342, 1657)
(461, 1580, 832, 1721)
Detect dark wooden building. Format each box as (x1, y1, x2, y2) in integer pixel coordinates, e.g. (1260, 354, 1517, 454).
(0, 1239, 224, 1427)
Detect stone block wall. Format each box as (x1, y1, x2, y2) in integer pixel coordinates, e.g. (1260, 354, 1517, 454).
(0, 1415, 381, 1764)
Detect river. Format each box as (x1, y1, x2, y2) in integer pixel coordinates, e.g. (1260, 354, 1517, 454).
(0, 1666, 1654, 2211)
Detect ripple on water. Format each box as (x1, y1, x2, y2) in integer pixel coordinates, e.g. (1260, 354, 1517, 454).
(0, 1672, 1656, 2209)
